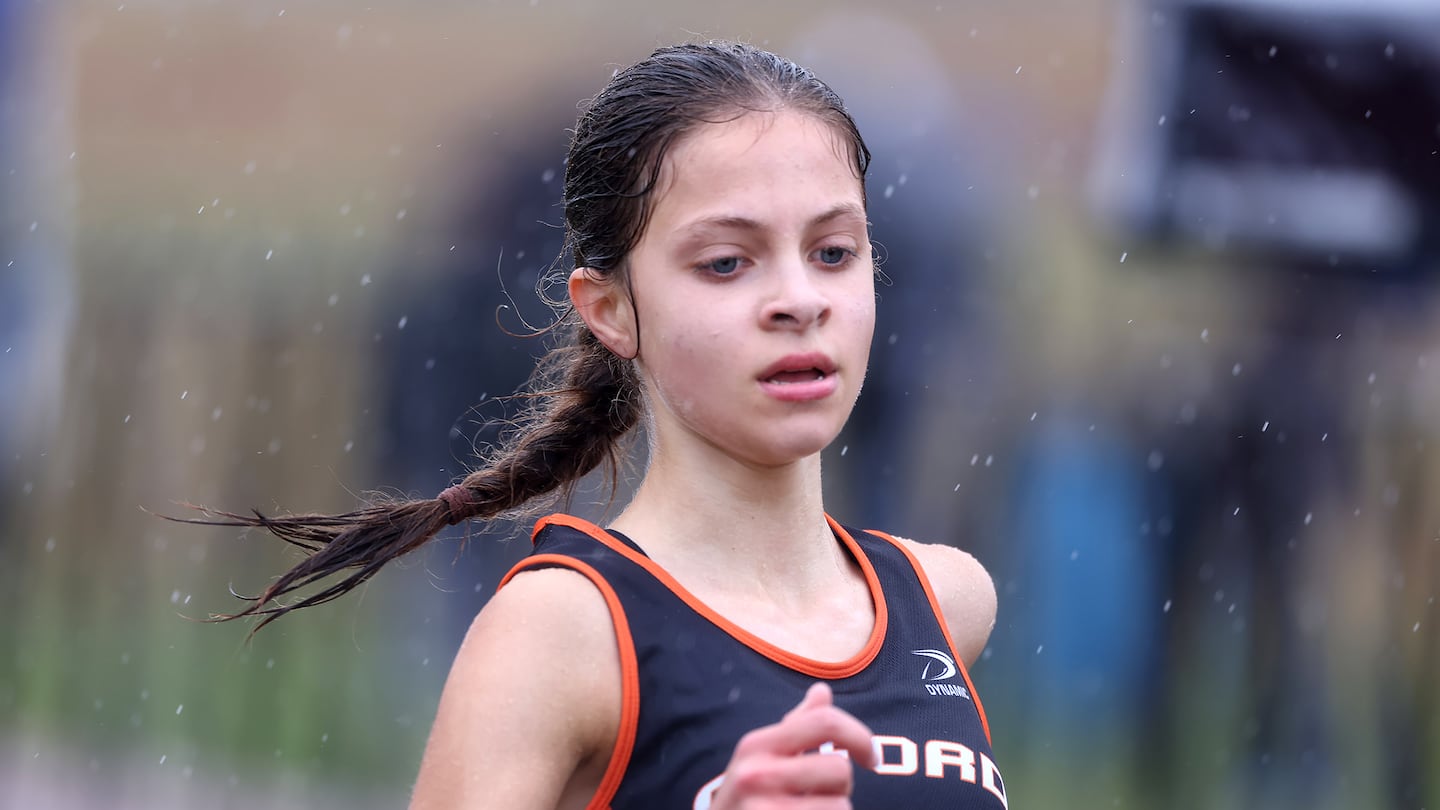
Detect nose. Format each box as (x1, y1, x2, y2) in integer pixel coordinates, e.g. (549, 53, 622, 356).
(760, 260, 830, 331)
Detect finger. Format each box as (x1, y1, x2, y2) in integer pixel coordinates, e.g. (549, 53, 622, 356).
(724, 750, 856, 797)
(741, 704, 876, 769)
(783, 682, 833, 721)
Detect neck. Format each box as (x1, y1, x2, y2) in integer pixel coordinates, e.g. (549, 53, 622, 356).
(610, 444, 844, 597)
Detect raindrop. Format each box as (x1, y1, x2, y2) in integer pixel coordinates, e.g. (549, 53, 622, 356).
(1232, 362, 1243, 376)
(984, 455, 994, 467)
(327, 293, 339, 307)
(176, 704, 184, 715)
(398, 316, 408, 329)
(265, 249, 274, 261)
(1120, 251, 1128, 263)
(883, 184, 895, 199)
(360, 273, 372, 286)
(180, 390, 188, 400)
(1233, 506, 1241, 516)
(1304, 512, 1313, 525)
(1015, 65, 1023, 75)
(840, 445, 848, 456)
(211, 407, 222, 421)
(244, 160, 257, 174)
(1200, 328, 1209, 342)
(44, 537, 55, 552)
(1035, 645, 1043, 654)
(1030, 412, 1038, 421)
(1261, 421, 1269, 432)
(396, 208, 407, 221)
(1147, 450, 1164, 471)
(1163, 599, 1173, 613)
(343, 440, 354, 453)
(159, 755, 167, 765)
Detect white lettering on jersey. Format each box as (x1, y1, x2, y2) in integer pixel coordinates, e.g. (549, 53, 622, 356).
(691, 734, 1007, 809)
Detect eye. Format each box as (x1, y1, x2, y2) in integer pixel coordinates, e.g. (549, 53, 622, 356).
(699, 256, 742, 276)
(815, 246, 855, 267)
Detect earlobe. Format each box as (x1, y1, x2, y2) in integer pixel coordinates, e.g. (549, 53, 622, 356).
(568, 267, 638, 360)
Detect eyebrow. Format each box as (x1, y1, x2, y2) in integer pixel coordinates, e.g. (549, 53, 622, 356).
(677, 202, 868, 237)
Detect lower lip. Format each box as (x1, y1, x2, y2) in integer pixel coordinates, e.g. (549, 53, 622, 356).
(758, 374, 839, 402)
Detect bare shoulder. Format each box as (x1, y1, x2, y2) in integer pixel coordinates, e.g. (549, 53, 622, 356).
(892, 537, 998, 669)
(412, 565, 621, 810)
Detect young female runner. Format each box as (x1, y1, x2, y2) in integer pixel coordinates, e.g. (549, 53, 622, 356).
(189, 41, 1004, 809)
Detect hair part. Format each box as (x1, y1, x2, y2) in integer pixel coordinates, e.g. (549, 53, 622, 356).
(170, 40, 871, 633)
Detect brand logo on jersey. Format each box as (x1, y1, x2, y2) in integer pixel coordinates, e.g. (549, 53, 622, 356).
(911, 649, 957, 681)
(911, 649, 970, 699)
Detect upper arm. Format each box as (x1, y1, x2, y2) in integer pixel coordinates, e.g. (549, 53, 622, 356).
(897, 538, 997, 669)
(410, 566, 622, 810)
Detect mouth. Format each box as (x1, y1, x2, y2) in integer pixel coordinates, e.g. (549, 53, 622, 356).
(758, 353, 839, 397)
(764, 368, 828, 385)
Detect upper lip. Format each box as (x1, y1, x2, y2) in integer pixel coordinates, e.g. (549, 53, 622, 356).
(759, 352, 837, 380)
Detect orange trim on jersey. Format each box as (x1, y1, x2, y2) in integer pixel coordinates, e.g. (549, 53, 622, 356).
(532, 513, 888, 680)
(867, 530, 993, 747)
(499, 554, 639, 810)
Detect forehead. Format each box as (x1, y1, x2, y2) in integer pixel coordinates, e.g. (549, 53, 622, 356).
(646, 110, 865, 228)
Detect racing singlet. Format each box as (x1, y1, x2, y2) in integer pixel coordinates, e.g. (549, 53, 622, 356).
(498, 513, 1008, 810)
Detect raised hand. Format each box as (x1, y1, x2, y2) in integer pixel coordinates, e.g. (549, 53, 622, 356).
(705, 683, 878, 809)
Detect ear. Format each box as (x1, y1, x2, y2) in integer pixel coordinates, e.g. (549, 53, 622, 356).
(569, 267, 638, 360)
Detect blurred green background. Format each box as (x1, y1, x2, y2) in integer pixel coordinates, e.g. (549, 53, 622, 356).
(1, 0, 1436, 807)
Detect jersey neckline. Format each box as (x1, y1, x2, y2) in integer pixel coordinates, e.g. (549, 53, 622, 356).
(532, 513, 890, 680)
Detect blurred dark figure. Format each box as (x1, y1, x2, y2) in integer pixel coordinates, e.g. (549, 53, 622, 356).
(370, 88, 588, 645)
(1093, 1, 1440, 806)
(1, 1, 73, 503)
(786, 14, 1008, 541)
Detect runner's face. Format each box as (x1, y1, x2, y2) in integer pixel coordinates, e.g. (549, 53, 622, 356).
(624, 110, 875, 468)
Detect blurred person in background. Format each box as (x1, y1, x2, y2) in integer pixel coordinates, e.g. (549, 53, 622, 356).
(179, 42, 1008, 809)
(0, 0, 74, 502)
(370, 79, 595, 647)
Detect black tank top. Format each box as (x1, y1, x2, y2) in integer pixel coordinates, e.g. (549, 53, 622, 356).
(500, 514, 1008, 810)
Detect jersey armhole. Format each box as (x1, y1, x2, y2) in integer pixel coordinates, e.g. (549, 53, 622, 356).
(864, 531, 994, 748)
(499, 554, 640, 810)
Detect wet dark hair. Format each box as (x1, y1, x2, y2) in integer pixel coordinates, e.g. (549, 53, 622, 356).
(173, 41, 872, 632)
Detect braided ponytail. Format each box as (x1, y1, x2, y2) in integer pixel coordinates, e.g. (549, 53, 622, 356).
(173, 328, 640, 632)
